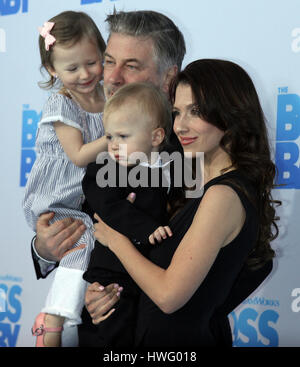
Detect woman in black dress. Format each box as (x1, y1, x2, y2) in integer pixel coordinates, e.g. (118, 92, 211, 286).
(92, 59, 281, 347)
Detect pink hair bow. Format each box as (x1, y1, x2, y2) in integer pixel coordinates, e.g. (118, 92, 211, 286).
(38, 21, 56, 51)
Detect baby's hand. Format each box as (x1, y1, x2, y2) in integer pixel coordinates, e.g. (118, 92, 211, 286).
(149, 226, 173, 245)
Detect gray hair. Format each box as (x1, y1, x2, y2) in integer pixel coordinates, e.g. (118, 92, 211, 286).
(105, 10, 186, 75)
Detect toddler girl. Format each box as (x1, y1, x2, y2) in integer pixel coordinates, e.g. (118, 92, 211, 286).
(23, 11, 106, 347)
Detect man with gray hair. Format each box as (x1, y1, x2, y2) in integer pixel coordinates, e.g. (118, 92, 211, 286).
(103, 9, 186, 98)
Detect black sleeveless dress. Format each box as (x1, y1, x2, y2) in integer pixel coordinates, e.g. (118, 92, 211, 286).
(135, 170, 261, 347)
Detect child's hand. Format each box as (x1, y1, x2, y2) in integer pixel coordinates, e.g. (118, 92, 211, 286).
(149, 226, 173, 245)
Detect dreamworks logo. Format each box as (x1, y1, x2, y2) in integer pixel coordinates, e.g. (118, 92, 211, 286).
(96, 149, 204, 199)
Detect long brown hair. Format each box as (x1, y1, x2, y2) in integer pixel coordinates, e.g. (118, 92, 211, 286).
(38, 11, 106, 89)
(170, 59, 281, 269)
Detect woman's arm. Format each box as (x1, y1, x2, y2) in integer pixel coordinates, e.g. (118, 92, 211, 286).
(54, 122, 107, 167)
(94, 184, 246, 314)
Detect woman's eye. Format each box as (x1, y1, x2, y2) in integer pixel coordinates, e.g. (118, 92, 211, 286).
(190, 106, 201, 116)
(106, 135, 112, 141)
(172, 111, 179, 119)
(120, 135, 128, 139)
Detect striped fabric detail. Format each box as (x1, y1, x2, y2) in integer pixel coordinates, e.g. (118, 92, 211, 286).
(23, 92, 104, 272)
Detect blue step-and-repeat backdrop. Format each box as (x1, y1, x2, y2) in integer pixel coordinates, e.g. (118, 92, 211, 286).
(0, 0, 300, 347)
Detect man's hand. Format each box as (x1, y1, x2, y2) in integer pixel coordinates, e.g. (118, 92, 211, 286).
(85, 282, 123, 324)
(35, 212, 86, 262)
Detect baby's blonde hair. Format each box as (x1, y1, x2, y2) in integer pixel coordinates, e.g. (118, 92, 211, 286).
(104, 82, 173, 149)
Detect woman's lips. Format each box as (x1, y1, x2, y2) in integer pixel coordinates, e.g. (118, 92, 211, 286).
(179, 136, 198, 146)
(114, 154, 127, 161)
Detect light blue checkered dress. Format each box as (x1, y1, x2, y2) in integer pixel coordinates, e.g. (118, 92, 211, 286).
(23, 92, 105, 324)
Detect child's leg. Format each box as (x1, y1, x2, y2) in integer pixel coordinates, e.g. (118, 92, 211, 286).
(42, 314, 64, 347)
(33, 210, 94, 346)
(32, 312, 64, 347)
(42, 211, 95, 326)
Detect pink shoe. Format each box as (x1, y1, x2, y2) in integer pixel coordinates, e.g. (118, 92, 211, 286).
(31, 313, 63, 347)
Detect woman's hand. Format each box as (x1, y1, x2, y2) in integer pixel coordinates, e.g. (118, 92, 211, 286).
(85, 282, 123, 324)
(93, 213, 126, 249)
(149, 226, 173, 245)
